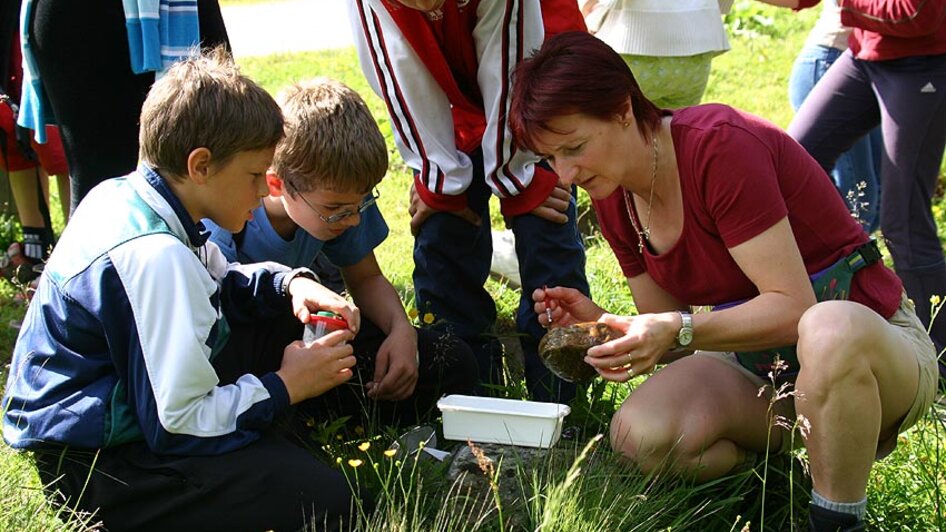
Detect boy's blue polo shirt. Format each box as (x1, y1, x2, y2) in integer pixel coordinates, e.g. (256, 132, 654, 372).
(204, 200, 388, 268)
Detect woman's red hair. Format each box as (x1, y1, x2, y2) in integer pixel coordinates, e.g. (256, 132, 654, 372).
(510, 31, 662, 154)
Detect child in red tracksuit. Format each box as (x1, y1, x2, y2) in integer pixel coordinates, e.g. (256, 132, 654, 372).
(349, 0, 591, 402)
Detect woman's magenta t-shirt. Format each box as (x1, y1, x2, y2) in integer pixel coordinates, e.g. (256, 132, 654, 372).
(594, 104, 902, 318)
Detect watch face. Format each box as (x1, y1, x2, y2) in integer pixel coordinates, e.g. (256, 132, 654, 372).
(679, 330, 693, 346)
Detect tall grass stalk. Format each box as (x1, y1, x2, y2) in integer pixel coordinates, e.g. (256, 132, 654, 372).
(756, 357, 796, 530)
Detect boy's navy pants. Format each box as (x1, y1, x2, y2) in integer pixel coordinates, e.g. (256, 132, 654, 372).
(413, 150, 591, 403)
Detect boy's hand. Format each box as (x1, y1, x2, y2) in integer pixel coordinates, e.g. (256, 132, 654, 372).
(366, 323, 418, 401)
(526, 180, 571, 225)
(288, 276, 361, 333)
(277, 329, 356, 404)
(408, 182, 480, 236)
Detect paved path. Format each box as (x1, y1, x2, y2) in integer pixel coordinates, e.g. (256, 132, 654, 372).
(222, 0, 354, 57)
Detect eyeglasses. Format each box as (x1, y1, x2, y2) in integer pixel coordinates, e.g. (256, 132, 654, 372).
(289, 185, 380, 224)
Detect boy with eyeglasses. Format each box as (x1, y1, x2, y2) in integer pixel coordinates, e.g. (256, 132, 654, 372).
(205, 78, 477, 425)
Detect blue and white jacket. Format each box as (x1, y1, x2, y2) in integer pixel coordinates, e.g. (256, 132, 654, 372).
(2, 166, 298, 455)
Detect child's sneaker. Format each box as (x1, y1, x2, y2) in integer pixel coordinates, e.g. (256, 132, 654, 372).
(0, 242, 43, 295)
(0, 242, 42, 285)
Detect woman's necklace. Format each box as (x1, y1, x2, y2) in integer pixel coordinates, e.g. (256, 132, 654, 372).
(623, 133, 659, 253)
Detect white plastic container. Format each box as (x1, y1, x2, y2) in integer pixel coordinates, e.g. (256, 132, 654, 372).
(437, 395, 571, 448)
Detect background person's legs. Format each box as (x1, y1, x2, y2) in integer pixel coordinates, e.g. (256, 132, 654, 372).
(866, 54, 946, 356)
(511, 181, 589, 403)
(54, 173, 69, 222)
(1, 95, 56, 266)
(28, 0, 229, 213)
(412, 152, 503, 389)
(8, 167, 53, 261)
(29, 0, 153, 213)
(788, 44, 881, 233)
(790, 50, 946, 388)
(788, 51, 880, 173)
(32, 125, 72, 225)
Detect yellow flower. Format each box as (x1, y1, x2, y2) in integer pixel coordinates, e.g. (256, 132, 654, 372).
(408, 308, 419, 320)
(383, 449, 397, 458)
(348, 459, 364, 468)
(423, 312, 435, 324)
(354, 425, 365, 436)
(335, 434, 343, 440)
(931, 295, 942, 306)
(336, 457, 343, 464)
(358, 441, 371, 452)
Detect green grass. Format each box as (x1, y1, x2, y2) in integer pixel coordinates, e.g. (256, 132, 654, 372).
(2, 3, 945, 530)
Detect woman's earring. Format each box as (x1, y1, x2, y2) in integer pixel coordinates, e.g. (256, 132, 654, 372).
(623, 122, 629, 128)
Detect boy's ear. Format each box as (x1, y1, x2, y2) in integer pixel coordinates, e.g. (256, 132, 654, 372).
(186, 147, 213, 184)
(266, 170, 285, 197)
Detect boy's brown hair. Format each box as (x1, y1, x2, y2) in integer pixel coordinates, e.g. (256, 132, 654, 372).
(273, 78, 387, 194)
(138, 47, 284, 179)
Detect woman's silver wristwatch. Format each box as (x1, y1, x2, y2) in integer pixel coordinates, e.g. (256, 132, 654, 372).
(674, 311, 693, 348)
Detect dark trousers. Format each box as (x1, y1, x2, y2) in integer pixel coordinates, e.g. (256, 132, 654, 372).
(33, 314, 357, 532)
(27, 0, 230, 213)
(788, 51, 946, 366)
(34, 433, 355, 532)
(413, 150, 590, 403)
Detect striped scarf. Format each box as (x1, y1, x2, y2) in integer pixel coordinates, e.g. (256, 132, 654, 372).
(123, 0, 201, 74)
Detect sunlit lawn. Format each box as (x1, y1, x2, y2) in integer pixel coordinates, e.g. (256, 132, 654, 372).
(1, 3, 944, 530)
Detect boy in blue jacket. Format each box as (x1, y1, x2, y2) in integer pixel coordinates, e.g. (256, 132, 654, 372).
(2, 50, 362, 531)
(205, 77, 477, 425)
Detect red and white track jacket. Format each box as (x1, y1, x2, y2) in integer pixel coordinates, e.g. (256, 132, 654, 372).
(349, 0, 586, 216)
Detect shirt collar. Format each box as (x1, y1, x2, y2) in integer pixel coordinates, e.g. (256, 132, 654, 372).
(139, 164, 210, 247)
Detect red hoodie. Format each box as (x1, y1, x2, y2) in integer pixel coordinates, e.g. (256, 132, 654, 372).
(797, 0, 946, 60)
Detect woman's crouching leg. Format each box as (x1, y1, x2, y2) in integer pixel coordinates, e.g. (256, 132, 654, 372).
(795, 298, 934, 503)
(609, 355, 779, 482)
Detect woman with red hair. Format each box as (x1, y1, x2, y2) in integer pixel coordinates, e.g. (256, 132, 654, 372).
(511, 31, 938, 532)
